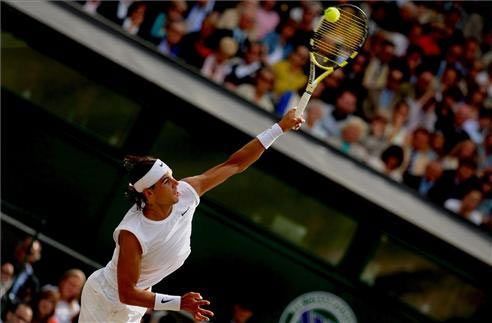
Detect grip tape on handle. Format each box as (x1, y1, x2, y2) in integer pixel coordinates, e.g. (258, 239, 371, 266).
(295, 91, 312, 117)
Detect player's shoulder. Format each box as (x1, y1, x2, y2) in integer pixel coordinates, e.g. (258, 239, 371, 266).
(178, 180, 200, 205)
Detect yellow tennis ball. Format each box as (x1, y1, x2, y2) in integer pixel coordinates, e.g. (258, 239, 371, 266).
(324, 7, 340, 23)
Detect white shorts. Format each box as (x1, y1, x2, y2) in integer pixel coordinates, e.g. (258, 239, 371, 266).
(79, 269, 148, 323)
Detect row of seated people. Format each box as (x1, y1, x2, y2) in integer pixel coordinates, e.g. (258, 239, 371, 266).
(1, 237, 86, 323)
(0, 236, 257, 323)
(78, 1, 492, 230)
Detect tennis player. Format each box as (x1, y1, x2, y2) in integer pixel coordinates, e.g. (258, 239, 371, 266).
(78, 108, 304, 322)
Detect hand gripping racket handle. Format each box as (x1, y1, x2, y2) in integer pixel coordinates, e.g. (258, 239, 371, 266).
(295, 91, 312, 117)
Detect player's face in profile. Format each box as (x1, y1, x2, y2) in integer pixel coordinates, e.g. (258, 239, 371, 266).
(153, 172, 180, 205)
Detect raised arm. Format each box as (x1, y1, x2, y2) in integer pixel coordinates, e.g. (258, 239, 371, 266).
(183, 108, 304, 196)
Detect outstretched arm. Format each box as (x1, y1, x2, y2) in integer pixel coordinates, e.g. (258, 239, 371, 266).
(183, 108, 304, 196)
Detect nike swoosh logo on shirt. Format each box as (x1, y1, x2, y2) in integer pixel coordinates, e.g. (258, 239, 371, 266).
(181, 207, 190, 216)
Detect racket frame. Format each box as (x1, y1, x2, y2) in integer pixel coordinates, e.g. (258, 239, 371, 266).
(295, 5, 368, 117)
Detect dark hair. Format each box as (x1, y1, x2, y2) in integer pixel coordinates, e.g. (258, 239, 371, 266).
(123, 155, 158, 210)
(413, 126, 430, 137)
(381, 145, 404, 167)
(458, 158, 478, 171)
(275, 18, 298, 33)
(32, 289, 59, 323)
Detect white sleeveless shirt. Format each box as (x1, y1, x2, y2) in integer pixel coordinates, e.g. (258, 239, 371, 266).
(102, 181, 200, 290)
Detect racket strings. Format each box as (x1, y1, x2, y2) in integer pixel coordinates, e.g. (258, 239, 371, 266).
(339, 8, 368, 25)
(317, 17, 366, 47)
(312, 8, 367, 68)
(312, 39, 352, 62)
(313, 30, 363, 58)
(317, 23, 364, 48)
(313, 30, 360, 57)
(312, 27, 361, 61)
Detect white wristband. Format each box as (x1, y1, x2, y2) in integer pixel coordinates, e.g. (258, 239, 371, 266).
(154, 293, 181, 311)
(256, 123, 284, 149)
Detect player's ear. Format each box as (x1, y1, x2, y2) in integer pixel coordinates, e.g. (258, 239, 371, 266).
(143, 188, 153, 200)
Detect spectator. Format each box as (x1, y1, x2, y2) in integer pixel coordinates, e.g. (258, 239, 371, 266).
(428, 158, 480, 205)
(178, 11, 221, 68)
(235, 67, 275, 112)
(290, 0, 321, 47)
(442, 139, 478, 170)
(32, 289, 59, 323)
(148, 1, 188, 43)
(327, 117, 369, 162)
(272, 45, 309, 97)
(184, 0, 216, 33)
(435, 43, 465, 79)
(316, 90, 358, 138)
(397, 1, 418, 35)
(445, 187, 485, 225)
(344, 54, 368, 101)
(397, 45, 423, 84)
(96, 0, 134, 26)
(477, 169, 492, 219)
(122, 1, 147, 36)
(217, 0, 258, 30)
(82, 0, 101, 16)
(364, 68, 405, 119)
(403, 127, 437, 177)
(475, 62, 492, 107)
(463, 37, 481, 72)
(54, 269, 86, 323)
(406, 70, 437, 131)
(218, 3, 259, 51)
(303, 99, 328, 139)
(403, 160, 443, 198)
(3, 237, 42, 308)
(434, 88, 464, 144)
(262, 18, 297, 65)
(157, 21, 187, 57)
(224, 41, 265, 88)
(438, 66, 462, 97)
(430, 131, 447, 160)
(201, 36, 238, 83)
(1, 263, 14, 298)
(362, 114, 389, 158)
(386, 101, 410, 146)
(255, 0, 279, 40)
(363, 39, 396, 91)
(4, 303, 33, 323)
(437, 103, 473, 152)
(412, 23, 442, 58)
(319, 69, 347, 106)
(367, 145, 405, 182)
(479, 132, 492, 169)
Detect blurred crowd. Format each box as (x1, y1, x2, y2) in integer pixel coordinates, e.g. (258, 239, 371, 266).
(79, 0, 492, 231)
(1, 237, 86, 323)
(0, 236, 254, 323)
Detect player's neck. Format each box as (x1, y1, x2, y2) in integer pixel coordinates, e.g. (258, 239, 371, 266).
(143, 203, 173, 221)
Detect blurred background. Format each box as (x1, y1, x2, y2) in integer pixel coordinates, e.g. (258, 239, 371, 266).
(1, 1, 491, 322)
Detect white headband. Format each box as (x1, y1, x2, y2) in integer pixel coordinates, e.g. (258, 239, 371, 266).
(133, 159, 171, 193)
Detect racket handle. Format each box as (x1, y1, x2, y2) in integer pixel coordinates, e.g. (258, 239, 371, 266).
(296, 92, 312, 117)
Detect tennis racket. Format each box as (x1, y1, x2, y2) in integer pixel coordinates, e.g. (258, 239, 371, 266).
(295, 4, 369, 118)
